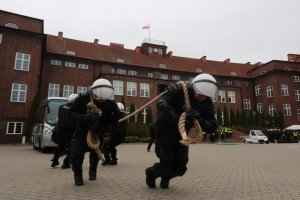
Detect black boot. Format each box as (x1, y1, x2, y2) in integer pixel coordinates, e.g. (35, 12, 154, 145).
(160, 178, 170, 189)
(61, 162, 71, 169)
(89, 170, 97, 180)
(110, 148, 118, 165)
(74, 175, 84, 186)
(145, 168, 157, 188)
(51, 159, 59, 168)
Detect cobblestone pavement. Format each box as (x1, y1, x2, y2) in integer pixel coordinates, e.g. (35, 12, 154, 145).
(0, 143, 300, 200)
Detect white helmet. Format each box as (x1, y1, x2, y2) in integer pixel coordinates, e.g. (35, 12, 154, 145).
(67, 93, 77, 103)
(191, 73, 218, 98)
(117, 102, 125, 113)
(90, 78, 114, 100)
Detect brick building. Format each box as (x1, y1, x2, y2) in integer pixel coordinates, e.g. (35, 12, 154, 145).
(0, 10, 299, 143)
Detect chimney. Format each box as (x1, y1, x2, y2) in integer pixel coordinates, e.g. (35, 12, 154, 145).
(58, 31, 63, 40)
(94, 39, 99, 46)
(245, 62, 250, 64)
(287, 54, 296, 61)
(167, 51, 173, 58)
(135, 47, 140, 53)
(200, 56, 206, 62)
(224, 58, 230, 65)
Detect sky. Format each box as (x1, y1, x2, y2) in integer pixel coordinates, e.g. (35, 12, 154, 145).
(1, 0, 300, 64)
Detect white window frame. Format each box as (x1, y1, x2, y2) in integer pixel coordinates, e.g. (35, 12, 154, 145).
(15, 52, 30, 71)
(255, 84, 261, 96)
(0, 34, 2, 44)
(292, 75, 300, 82)
(218, 90, 226, 103)
(128, 70, 137, 76)
(63, 85, 74, 97)
(227, 91, 236, 103)
(297, 109, 300, 121)
(283, 104, 291, 116)
(125, 107, 130, 115)
(6, 122, 23, 134)
(48, 83, 60, 97)
(78, 64, 88, 69)
(65, 62, 76, 68)
(140, 83, 150, 98)
(257, 103, 263, 113)
(172, 75, 180, 81)
(281, 84, 289, 96)
(117, 69, 126, 74)
(113, 80, 124, 96)
(148, 72, 153, 78)
(160, 74, 168, 80)
(127, 82, 137, 97)
(243, 99, 251, 110)
(242, 82, 249, 86)
(295, 90, 300, 102)
(51, 59, 62, 66)
(225, 80, 232, 85)
(11, 83, 27, 102)
(77, 86, 87, 94)
(269, 105, 276, 116)
(266, 85, 274, 98)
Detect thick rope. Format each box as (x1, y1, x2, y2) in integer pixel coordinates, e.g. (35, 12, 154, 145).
(86, 99, 105, 161)
(178, 81, 203, 146)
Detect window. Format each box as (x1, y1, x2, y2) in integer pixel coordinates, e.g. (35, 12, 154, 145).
(125, 107, 130, 115)
(160, 74, 168, 80)
(113, 80, 124, 96)
(5, 23, 18, 29)
(148, 47, 153, 53)
(15, 52, 30, 71)
(283, 104, 291, 116)
(297, 109, 300, 121)
(255, 85, 261, 96)
(148, 72, 153, 78)
(11, 83, 27, 102)
(281, 84, 289, 96)
(6, 122, 23, 134)
(295, 90, 300, 102)
(257, 103, 263, 113)
(65, 62, 75, 68)
(269, 105, 276, 116)
(127, 82, 137, 96)
(66, 50, 75, 55)
(0, 34, 2, 44)
(77, 86, 87, 94)
(172, 75, 180, 81)
(225, 80, 232, 85)
(242, 82, 249, 86)
(243, 99, 251, 110)
(79, 64, 88, 69)
(128, 70, 137, 76)
(159, 64, 166, 69)
(117, 69, 126, 74)
(158, 49, 163, 55)
(142, 108, 148, 123)
(111, 68, 115, 74)
(51, 59, 62, 66)
(140, 83, 150, 98)
(266, 85, 274, 98)
(48, 83, 60, 97)
(63, 85, 74, 97)
(196, 68, 202, 73)
(116, 58, 124, 63)
(218, 90, 226, 103)
(227, 91, 236, 103)
(292, 75, 300, 82)
(230, 72, 237, 76)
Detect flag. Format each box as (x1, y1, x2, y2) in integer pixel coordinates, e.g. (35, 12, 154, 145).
(142, 24, 150, 29)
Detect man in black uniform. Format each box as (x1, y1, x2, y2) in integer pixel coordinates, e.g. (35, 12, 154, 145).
(147, 121, 156, 152)
(51, 93, 77, 169)
(145, 73, 218, 189)
(70, 78, 119, 186)
(101, 102, 128, 165)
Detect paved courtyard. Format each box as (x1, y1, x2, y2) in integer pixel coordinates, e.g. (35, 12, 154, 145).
(0, 142, 300, 200)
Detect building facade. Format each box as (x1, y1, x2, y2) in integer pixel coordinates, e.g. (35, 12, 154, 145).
(0, 10, 299, 143)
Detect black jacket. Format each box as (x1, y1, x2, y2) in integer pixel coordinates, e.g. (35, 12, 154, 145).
(156, 81, 217, 142)
(70, 92, 119, 141)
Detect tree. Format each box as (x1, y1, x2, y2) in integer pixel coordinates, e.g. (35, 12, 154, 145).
(223, 106, 229, 126)
(229, 108, 235, 126)
(235, 109, 241, 126)
(278, 110, 285, 129)
(217, 107, 222, 125)
(129, 102, 135, 123)
(146, 107, 153, 125)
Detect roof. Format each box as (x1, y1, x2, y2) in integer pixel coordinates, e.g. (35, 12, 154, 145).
(46, 34, 256, 78)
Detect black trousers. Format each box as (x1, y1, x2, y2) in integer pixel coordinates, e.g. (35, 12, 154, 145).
(70, 138, 99, 176)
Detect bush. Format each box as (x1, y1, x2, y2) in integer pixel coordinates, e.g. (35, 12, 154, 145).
(124, 136, 150, 143)
(127, 122, 149, 138)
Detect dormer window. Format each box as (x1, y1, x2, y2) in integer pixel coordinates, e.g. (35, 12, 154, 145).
(284, 67, 291, 71)
(5, 23, 18, 29)
(66, 50, 75, 56)
(117, 58, 124, 63)
(196, 68, 202, 73)
(230, 71, 237, 76)
(159, 64, 166, 69)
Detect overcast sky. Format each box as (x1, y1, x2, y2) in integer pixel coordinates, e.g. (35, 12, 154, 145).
(1, 0, 300, 64)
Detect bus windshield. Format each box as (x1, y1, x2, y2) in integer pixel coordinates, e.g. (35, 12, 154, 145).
(45, 99, 67, 125)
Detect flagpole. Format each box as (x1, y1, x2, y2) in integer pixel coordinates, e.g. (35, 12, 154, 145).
(149, 26, 150, 43)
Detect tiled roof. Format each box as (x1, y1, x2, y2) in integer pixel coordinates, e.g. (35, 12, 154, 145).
(46, 34, 256, 78)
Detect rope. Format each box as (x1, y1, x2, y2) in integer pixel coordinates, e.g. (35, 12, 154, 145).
(86, 99, 105, 161)
(178, 81, 203, 146)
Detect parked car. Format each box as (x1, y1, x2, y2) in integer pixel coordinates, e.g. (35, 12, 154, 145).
(241, 130, 269, 144)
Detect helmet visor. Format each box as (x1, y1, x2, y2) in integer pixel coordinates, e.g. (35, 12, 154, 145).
(92, 86, 114, 100)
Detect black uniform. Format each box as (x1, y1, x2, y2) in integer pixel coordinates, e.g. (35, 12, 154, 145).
(51, 102, 75, 168)
(101, 110, 128, 165)
(70, 92, 119, 185)
(147, 122, 156, 152)
(145, 82, 217, 188)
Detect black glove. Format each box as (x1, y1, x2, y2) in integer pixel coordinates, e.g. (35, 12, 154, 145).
(85, 112, 99, 123)
(185, 108, 200, 120)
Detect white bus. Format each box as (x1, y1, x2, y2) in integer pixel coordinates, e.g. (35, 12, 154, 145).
(31, 97, 67, 152)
